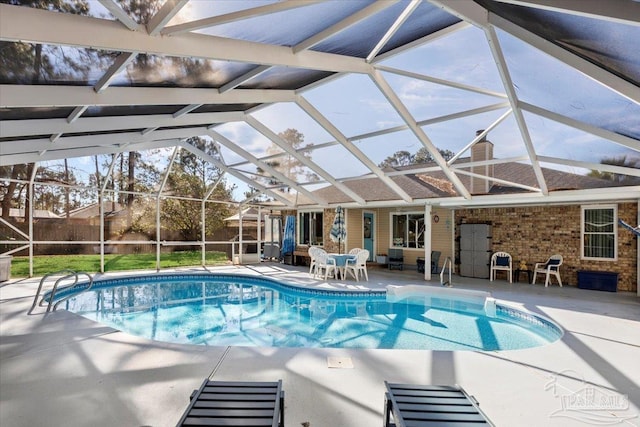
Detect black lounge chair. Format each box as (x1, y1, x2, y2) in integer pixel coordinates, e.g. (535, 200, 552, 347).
(177, 379, 284, 427)
(384, 382, 494, 426)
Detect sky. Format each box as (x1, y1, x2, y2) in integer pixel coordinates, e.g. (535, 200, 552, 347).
(36, 1, 640, 202)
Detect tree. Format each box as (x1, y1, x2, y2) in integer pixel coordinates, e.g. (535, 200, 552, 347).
(1, 0, 94, 220)
(588, 155, 640, 185)
(378, 147, 455, 168)
(158, 137, 234, 241)
(249, 128, 319, 199)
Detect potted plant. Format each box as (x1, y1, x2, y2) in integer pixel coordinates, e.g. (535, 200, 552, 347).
(376, 253, 387, 264)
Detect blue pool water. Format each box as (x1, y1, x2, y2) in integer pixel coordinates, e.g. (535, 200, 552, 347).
(60, 274, 562, 351)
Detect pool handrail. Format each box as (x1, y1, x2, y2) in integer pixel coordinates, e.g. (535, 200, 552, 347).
(440, 256, 452, 287)
(28, 269, 94, 314)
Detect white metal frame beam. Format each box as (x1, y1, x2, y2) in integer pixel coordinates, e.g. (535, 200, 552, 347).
(489, 13, 640, 104)
(244, 115, 367, 205)
(219, 1, 399, 93)
(0, 85, 296, 108)
(366, 0, 420, 62)
(368, 69, 471, 199)
(97, 0, 140, 31)
(161, 0, 324, 36)
(147, 0, 189, 36)
(0, 137, 184, 166)
(494, 0, 640, 26)
(208, 130, 327, 206)
(519, 102, 640, 153)
(0, 4, 373, 75)
(178, 140, 293, 207)
(296, 95, 414, 203)
(1, 111, 244, 139)
(430, 0, 549, 195)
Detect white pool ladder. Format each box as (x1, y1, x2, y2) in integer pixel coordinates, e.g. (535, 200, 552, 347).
(440, 257, 453, 287)
(28, 269, 94, 314)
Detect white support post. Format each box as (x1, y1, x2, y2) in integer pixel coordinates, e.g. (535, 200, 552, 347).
(238, 206, 243, 265)
(100, 153, 119, 273)
(28, 164, 38, 278)
(99, 192, 104, 273)
(156, 196, 161, 272)
(257, 206, 262, 261)
(201, 199, 206, 267)
(424, 204, 432, 281)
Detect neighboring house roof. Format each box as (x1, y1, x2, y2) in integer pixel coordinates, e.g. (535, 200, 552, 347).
(224, 207, 268, 222)
(303, 159, 621, 206)
(0, 208, 61, 219)
(68, 202, 126, 219)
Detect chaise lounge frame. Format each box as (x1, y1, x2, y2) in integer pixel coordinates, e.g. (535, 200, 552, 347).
(384, 382, 494, 426)
(176, 379, 284, 427)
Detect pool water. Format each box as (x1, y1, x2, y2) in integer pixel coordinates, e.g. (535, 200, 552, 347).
(61, 274, 562, 351)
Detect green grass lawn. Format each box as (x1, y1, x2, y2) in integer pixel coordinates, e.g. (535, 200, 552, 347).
(9, 251, 230, 278)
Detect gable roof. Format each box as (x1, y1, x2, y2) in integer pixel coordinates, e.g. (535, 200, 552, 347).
(304, 158, 622, 207)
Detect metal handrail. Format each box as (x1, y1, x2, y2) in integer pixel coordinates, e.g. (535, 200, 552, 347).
(52, 271, 93, 311)
(440, 257, 453, 287)
(27, 270, 93, 314)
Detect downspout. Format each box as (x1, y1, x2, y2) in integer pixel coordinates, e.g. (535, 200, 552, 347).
(424, 204, 432, 281)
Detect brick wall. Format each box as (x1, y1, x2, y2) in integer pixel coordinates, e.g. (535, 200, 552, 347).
(455, 202, 637, 292)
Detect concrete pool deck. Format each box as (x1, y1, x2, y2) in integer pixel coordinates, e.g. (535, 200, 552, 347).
(1, 263, 639, 427)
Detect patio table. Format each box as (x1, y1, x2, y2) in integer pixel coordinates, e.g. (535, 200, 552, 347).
(328, 254, 356, 280)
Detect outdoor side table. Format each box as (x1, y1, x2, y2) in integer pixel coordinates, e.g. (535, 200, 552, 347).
(515, 268, 532, 283)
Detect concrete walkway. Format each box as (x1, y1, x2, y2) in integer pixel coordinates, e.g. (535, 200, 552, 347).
(1, 263, 639, 426)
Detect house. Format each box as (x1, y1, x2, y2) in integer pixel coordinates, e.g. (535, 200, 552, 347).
(285, 134, 638, 292)
(0, 208, 61, 221)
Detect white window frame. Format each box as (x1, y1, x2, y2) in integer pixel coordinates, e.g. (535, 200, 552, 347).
(297, 210, 324, 247)
(389, 211, 425, 250)
(581, 204, 617, 261)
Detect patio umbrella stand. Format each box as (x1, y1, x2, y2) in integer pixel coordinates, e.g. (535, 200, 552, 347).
(330, 206, 346, 254)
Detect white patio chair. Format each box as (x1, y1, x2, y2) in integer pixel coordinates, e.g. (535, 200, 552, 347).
(308, 246, 322, 275)
(314, 250, 337, 280)
(345, 249, 369, 282)
(532, 254, 563, 287)
(348, 248, 362, 255)
(490, 251, 512, 283)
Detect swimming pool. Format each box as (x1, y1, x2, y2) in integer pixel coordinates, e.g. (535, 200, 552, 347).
(58, 273, 562, 351)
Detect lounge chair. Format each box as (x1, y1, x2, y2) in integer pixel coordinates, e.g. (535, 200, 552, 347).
(176, 379, 284, 427)
(532, 254, 563, 287)
(384, 382, 494, 427)
(490, 251, 512, 283)
(388, 248, 404, 271)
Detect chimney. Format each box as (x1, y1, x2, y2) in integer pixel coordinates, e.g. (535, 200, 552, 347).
(470, 130, 494, 194)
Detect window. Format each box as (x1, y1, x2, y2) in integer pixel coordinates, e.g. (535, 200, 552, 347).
(298, 211, 323, 246)
(391, 213, 425, 248)
(581, 205, 616, 260)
